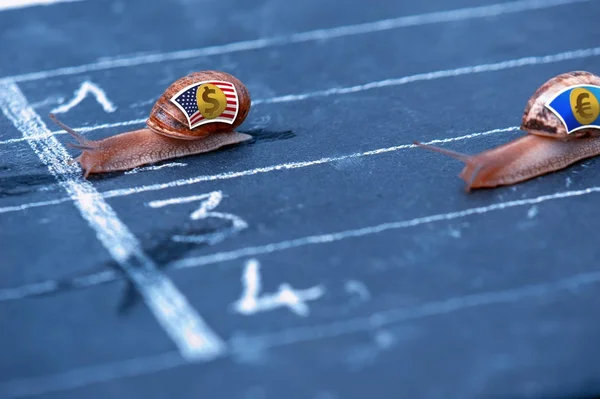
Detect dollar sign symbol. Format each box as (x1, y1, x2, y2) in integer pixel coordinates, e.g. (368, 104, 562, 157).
(197, 83, 227, 119)
(202, 86, 220, 116)
(576, 92, 592, 118)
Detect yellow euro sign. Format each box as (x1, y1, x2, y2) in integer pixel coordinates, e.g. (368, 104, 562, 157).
(570, 87, 600, 125)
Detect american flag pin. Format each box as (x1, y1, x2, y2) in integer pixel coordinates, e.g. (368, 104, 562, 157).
(170, 80, 239, 129)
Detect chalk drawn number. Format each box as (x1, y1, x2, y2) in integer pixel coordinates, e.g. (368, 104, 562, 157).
(51, 80, 117, 114)
(231, 259, 324, 317)
(148, 191, 248, 245)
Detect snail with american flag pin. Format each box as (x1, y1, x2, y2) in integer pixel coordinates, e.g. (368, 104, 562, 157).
(50, 71, 252, 178)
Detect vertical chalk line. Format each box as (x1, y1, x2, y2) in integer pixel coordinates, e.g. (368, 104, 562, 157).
(0, 81, 225, 361)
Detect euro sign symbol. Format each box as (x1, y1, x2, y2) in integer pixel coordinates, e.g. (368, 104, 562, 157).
(576, 92, 592, 118)
(197, 83, 227, 119)
(569, 87, 600, 126)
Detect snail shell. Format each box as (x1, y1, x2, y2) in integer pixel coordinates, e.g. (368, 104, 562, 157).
(416, 71, 600, 190)
(50, 71, 252, 178)
(147, 70, 251, 140)
(522, 71, 600, 140)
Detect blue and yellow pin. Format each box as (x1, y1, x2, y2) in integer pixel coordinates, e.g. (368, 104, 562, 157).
(545, 85, 600, 134)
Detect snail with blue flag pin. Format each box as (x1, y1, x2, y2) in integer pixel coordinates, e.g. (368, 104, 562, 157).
(415, 71, 600, 191)
(546, 84, 600, 134)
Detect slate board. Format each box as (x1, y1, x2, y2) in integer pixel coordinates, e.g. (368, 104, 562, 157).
(1, 0, 600, 398)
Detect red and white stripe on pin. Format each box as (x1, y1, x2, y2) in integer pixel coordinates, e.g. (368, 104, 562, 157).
(170, 80, 240, 129)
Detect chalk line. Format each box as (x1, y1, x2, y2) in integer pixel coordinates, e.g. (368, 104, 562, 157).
(100, 126, 520, 199)
(0, 197, 72, 214)
(2, 183, 599, 303)
(0, 0, 591, 83)
(252, 46, 600, 105)
(148, 192, 216, 208)
(0, 0, 82, 11)
(234, 270, 600, 349)
(0, 81, 226, 361)
(0, 351, 186, 399)
(2, 269, 599, 398)
(0, 270, 117, 302)
(2, 42, 599, 148)
(0, 118, 146, 146)
(168, 186, 600, 270)
(0, 125, 519, 216)
(124, 162, 187, 175)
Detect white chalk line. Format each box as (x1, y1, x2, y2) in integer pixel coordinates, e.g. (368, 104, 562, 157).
(0, 270, 118, 302)
(100, 126, 519, 199)
(0, 118, 146, 146)
(2, 269, 599, 399)
(0, 351, 186, 399)
(253, 46, 600, 105)
(0, 0, 82, 11)
(168, 186, 600, 270)
(0, 82, 226, 361)
(124, 162, 187, 175)
(0, 197, 72, 214)
(2, 43, 599, 148)
(233, 269, 600, 350)
(1, 179, 597, 304)
(0, 125, 519, 217)
(148, 192, 216, 208)
(0, 0, 591, 84)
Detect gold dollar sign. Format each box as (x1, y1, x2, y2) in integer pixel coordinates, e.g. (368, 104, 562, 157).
(570, 87, 600, 125)
(197, 83, 227, 119)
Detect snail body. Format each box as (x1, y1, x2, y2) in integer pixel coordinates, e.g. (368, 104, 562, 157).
(416, 71, 600, 190)
(51, 71, 252, 178)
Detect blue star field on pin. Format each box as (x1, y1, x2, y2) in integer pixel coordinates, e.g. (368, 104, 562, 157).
(174, 86, 199, 118)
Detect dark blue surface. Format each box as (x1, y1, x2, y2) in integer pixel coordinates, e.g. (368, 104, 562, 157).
(1, 0, 600, 398)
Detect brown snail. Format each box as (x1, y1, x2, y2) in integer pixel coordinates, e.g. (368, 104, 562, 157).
(50, 70, 252, 178)
(415, 71, 600, 191)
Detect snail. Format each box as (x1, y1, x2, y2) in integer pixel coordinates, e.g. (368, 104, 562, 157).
(415, 71, 600, 191)
(49, 70, 252, 178)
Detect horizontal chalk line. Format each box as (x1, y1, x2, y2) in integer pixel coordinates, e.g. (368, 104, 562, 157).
(168, 186, 600, 270)
(0, 351, 186, 398)
(0, 0, 588, 84)
(252, 46, 600, 105)
(1, 43, 599, 148)
(0, 126, 519, 216)
(0, 118, 147, 146)
(234, 270, 600, 349)
(0, 0, 82, 12)
(1, 269, 598, 398)
(1, 183, 598, 304)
